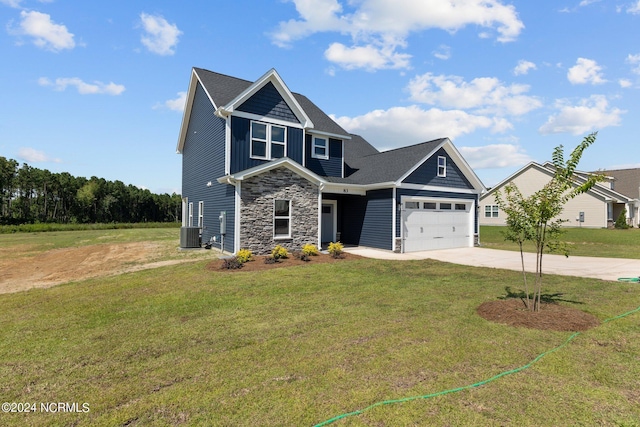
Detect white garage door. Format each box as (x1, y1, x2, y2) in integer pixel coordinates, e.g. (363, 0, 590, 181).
(402, 198, 473, 252)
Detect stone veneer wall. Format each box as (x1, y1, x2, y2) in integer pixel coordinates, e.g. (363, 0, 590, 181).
(240, 167, 319, 255)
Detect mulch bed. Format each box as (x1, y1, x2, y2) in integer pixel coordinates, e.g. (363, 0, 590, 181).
(477, 298, 600, 331)
(205, 252, 363, 273)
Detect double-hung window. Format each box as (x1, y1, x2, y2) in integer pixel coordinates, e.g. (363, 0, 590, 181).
(251, 121, 286, 160)
(274, 200, 291, 239)
(437, 156, 446, 177)
(312, 136, 328, 159)
(485, 205, 499, 218)
(198, 201, 204, 228)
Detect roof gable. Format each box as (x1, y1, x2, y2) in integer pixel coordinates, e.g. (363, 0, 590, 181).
(236, 82, 300, 124)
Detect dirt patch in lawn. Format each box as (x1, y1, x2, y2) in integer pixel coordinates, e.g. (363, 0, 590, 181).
(477, 298, 600, 331)
(0, 242, 192, 294)
(206, 252, 363, 272)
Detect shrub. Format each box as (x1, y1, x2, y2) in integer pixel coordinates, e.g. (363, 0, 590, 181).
(221, 257, 243, 270)
(327, 241, 344, 258)
(236, 248, 253, 263)
(264, 256, 278, 264)
(271, 245, 288, 260)
(301, 244, 319, 256)
(293, 251, 311, 262)
(615, 208, 629, 229)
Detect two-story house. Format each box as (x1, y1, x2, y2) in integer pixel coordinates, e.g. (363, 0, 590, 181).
(176, 67, 485, 254)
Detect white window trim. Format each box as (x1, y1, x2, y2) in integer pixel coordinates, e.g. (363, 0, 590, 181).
(188, 202, 194, 227)
(181, 197, 188, 226)
(312, 136, 329, 160)
(198, 201, 204, 228)
(250, 120, 287, 161)
(273, 199, 292, 239)
(437, 156, 447, 177)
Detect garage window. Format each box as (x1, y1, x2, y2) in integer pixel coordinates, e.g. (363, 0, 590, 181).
(405, 201, 420, 209)
(424, 202, 436, 210)
(455, 203, 466, 211)
(440, 203, 452, 210)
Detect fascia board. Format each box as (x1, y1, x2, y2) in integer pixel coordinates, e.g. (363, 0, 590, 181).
(219, 69, 314, 129)
(395, 139, 447, 184)
(176, 69, 218, 153)
(306, 129, 352, 140)
(221, 158, 325, 185)
(480, 162, 547, 199)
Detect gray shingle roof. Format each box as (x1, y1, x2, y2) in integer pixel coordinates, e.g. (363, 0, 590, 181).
(193, 67, 350, 138)
(331, 138, 447, 185)
(598, 168, 640, 199)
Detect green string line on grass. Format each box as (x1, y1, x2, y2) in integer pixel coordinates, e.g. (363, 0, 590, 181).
(313, 304, 640, 427)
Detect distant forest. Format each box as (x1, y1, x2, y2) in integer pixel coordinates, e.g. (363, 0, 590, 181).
(0, 156, 181, 225)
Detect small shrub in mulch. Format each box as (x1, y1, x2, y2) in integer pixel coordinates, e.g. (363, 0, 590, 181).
(206, 252, 361, 273)
(220, 257, 244, 270)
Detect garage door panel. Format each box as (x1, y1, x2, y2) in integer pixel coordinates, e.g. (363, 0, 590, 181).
(402, 199, 472, 252)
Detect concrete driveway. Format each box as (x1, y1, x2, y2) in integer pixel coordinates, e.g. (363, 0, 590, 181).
(343, 246, 640, 282)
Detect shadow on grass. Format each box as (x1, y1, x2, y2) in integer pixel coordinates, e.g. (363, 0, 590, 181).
(499, 286, 585, 305)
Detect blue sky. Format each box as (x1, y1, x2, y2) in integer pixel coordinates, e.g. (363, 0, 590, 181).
(1, 0, 640, 194)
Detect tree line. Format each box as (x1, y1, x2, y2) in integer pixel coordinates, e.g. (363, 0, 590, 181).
(0, 156, 181, 225)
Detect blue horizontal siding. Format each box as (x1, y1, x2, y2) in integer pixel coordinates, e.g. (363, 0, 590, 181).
(404, 147, 473, 189)
(182, 83, 235, 252)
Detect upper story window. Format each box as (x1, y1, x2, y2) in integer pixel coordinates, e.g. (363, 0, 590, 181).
(437, 156, 446, 177)
(312, 136, 328, 159)
(251, 121, 287, 160)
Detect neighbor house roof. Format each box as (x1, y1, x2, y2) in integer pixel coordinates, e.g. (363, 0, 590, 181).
(597, 168, 640, 199)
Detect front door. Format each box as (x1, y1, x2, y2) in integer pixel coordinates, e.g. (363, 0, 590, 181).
(321, 202, 336, 243)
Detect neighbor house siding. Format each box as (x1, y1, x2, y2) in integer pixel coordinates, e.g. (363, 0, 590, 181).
(305, 136, 343, 177)
(403, 148, 473, 189)
(480, 165, 608, 228)
(236, 82, 300, 123)
(182, 83, 235, 252)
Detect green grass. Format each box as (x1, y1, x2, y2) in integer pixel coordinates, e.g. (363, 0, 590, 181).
(1, 230, 639, 426)
(480, 225, 640, 259)
(0, 222, 180, 234)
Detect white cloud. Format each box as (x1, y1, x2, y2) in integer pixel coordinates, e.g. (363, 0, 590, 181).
(433, 44, 451, 60)
(627, 53, 640, 74)
(154, 91, 187, 111)
(579, 0, 601, 6)
(39, 77, 125, 95)
(18, 147, 61, 163)
(271, 0, 524, 70)
(458, 144, 532, 169)
(619, 79, 632, 88)
(513, 60, 536, 75)
(12, 10, 75, 52)
(139, 13, 182, 56)
(324, 42, 411, 70)
(627, 1, 640, 14)
(0, 0, 22, 7)
(538, 95, 624, 135)
(567, 58, 607, 85)
(332, 105, 511, 150)
(406, 73, 542, 116)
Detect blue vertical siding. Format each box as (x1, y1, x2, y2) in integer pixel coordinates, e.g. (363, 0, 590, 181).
(305, 136, 343, 177)
(230, 116, 265, 173)
(182, 83, 235, 252)
(395, 188, 479, 238)
(403, 147, 473, 189)
(287, 127, 303, 165)
(237, 82, 300, 123)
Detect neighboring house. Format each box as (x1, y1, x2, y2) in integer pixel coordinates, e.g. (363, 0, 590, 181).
(480, 162, 637, 228)
(176, 67, 485, 254)
(596, 168, 640, 227)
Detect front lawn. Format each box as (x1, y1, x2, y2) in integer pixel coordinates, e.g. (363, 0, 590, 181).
(1, 257, 639, 426)
(480, 225, 640, 259)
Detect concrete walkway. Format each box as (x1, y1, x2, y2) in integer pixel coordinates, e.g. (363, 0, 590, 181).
(343, 246, 640, 282)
